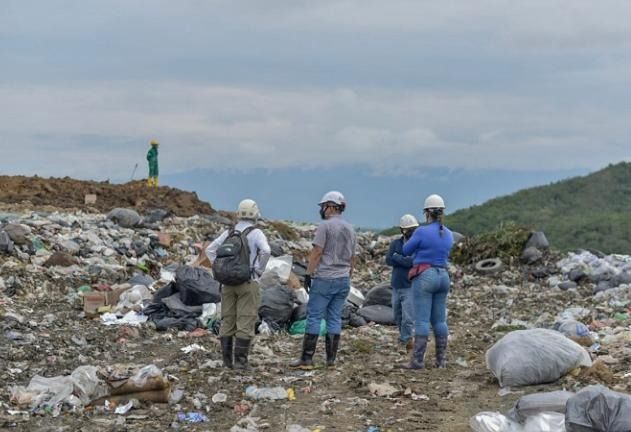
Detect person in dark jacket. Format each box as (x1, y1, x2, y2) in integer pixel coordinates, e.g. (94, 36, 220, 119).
(385, 214, 419, 352)
(402, 194, 454, 370)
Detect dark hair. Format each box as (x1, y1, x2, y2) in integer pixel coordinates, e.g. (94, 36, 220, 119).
(426, 208, 445, 237)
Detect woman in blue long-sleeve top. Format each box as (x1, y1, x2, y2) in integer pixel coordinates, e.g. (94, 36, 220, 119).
(385, 214, 419, 352)
(402, 194, 454, 369)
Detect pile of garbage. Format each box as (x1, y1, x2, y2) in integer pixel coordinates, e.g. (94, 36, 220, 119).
(1, 197, 631, 431)
(557, 250, 631, 293)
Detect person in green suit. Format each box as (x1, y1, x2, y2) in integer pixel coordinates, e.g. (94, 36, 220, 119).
(147, 140, 159, 187)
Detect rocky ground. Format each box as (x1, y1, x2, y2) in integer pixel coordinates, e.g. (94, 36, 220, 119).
(0, 179, 630, 432)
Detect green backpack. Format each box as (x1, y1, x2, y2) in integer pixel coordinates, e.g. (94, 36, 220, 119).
(212, 226, 256, 285)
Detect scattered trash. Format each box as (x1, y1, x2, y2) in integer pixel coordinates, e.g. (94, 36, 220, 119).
(2, 179, 631, 430)
(181, 344, 207, 354)
(368, 382, 399, 398)
(212, 392, 228, 403)
(245, 385, 289, 400)
(411, 393, 429, 401)
(177, 411, 209, 423)
(114, 400, 134, 414)
(101, 311, 148, 326)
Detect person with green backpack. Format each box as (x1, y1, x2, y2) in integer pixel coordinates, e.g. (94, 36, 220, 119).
(206, 199, 271, 370)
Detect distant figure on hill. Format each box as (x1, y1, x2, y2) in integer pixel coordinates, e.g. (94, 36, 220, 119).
(146, 140, 159, 187)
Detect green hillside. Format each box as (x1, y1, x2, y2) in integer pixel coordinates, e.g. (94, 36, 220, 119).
(445, 162, 631, 254)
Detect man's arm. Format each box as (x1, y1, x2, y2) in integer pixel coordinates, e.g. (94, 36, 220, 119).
(350, 254, 357, 278)
(306, 245, 324, 276)
(385, 241, 396, 267)
(254, 231, 272, 276)
(205, 230, 228, 263)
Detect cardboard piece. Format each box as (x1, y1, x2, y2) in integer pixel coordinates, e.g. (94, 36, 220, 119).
(83, 286, 129, 317)
(158, 233, 172, 248)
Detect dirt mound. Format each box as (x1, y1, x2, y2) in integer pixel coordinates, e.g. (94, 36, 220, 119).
(0, 176, 214, 217)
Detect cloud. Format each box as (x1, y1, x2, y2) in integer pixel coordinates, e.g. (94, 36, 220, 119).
(1, 1, 630, 179)
(0, 81, 628, 178)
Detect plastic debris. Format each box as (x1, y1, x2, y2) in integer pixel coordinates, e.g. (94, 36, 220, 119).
(181, 344, 207, 354)
(177, 411, 209, 423)
(245, 385, 289, 400)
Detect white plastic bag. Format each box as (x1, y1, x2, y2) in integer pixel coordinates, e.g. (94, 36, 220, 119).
(70, 365, 109, 405)
(10, 375, 74, 414)
(294, 288, 309, 305)
(470, 412, 521, 432)
(130, 364, 162, 387)
(486, 329, 592, 387)
(115, 285, 152, 312)
(199, 303, 220, 325)
(470, 411, 565, 432)
(263, 255, 293, 283)
(554, 320, 591, 339)
(523, 412, 565, 432)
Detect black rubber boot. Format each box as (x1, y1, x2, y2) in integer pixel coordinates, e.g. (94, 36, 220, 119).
(325, 334, 340, 367)
(233, 338, 252, 370)
(402, 335, 428, 369)
(290, 333, 319, 369)
(220, 336, 234, 369)
(435, 335, 448, 368)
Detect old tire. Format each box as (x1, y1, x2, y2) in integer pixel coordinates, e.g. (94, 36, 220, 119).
(475, 258, 503, 274)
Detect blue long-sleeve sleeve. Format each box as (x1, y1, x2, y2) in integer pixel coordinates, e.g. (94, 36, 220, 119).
(402, 229, 422, 256)
(386, 240, 413, 268)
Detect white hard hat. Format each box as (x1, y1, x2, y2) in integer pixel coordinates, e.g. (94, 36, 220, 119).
(423, 194, 445, 210)
(237, 199, 260, 220)
(318, 191, 346, 207)
(399, 214, 419, 229)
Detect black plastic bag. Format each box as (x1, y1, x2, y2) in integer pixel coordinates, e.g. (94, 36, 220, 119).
(291, 304, 307, 323)
(358, 305, 395, 325)
(364, 284, 392, 307)
(175, 265, 221, 306)
(259, 285, 295, 324)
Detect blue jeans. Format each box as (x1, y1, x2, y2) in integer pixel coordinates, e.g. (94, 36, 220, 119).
(306, 277, 351, 335)
(392, 288, 414, 343)
(412, 267, 450, 337)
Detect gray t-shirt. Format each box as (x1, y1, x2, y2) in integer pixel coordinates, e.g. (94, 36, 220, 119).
(312, 215, 357, 279)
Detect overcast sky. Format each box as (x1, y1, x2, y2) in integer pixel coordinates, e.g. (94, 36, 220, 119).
(1, 1, 630, 222)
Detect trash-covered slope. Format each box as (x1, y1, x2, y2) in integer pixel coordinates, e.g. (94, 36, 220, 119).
(1, 202, 630, 431)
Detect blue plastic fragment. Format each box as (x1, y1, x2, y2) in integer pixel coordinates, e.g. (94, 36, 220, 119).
(177, 412, 209, 423)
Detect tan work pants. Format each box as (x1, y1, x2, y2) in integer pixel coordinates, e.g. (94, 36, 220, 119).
(219, 281, 261, 340)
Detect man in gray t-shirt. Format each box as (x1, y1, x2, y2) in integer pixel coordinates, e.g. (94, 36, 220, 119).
(291, 191, 356, 370)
